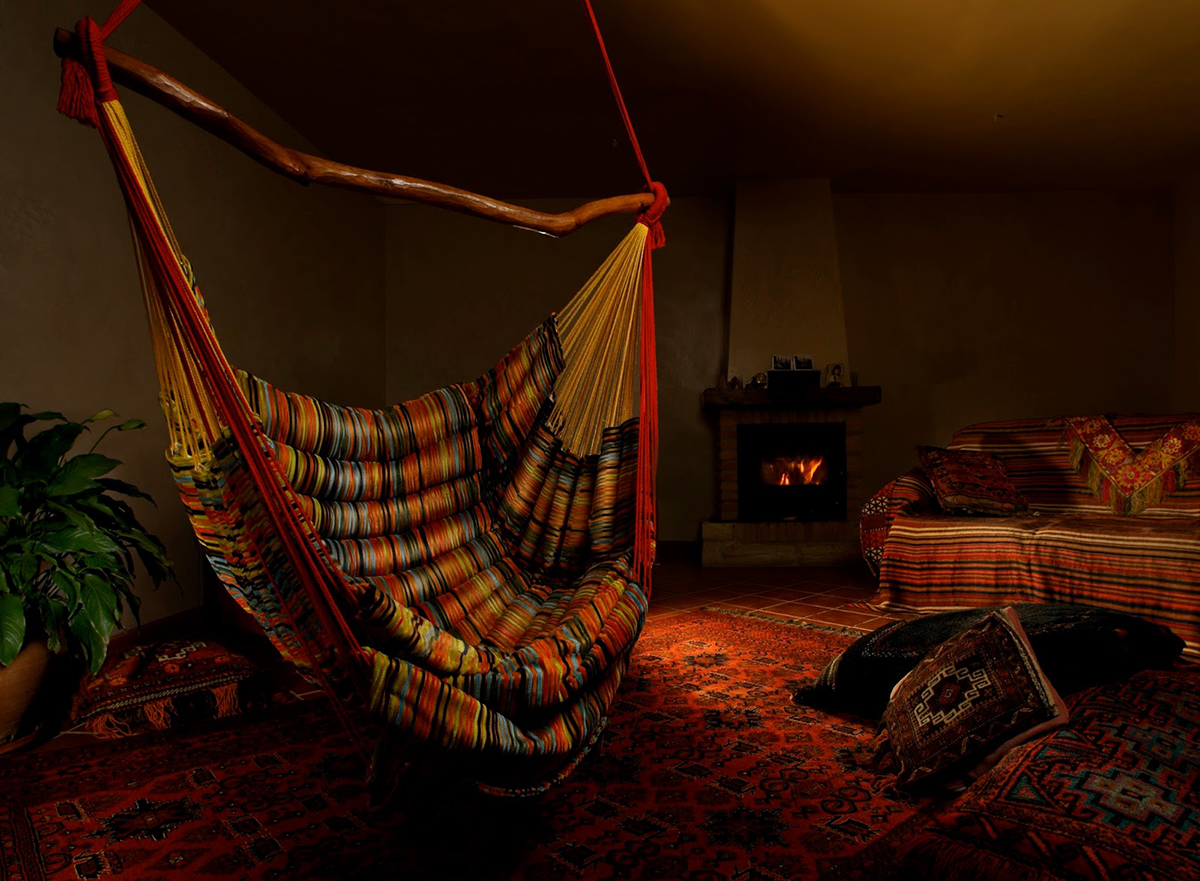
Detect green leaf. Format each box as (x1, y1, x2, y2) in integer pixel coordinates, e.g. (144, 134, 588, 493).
(49, 570, 81, 610)
(116, 419, 146, 432)
(39, 525, 122, 556)
(84, 409, 118, 424)
(0, 594, 25, 666)
(95, 478, 155, 504)
(0, 485, 17, 517)
(18, 422, 85, 476)
(29, 411, 67, 422)
(71, 580, 119, 674)
(45, 454, 121, 497)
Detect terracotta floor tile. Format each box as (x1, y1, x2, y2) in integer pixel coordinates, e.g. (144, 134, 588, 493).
(749, 586, 816, 602)
(763, 601, 829, 618)
(810, 608, 879, 627)
(795, 592, 852, 609)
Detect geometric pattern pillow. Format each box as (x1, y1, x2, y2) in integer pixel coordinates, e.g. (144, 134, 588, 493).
(880, 608, 1068, 788)
(916, 446, 1029, 515)
(794, 603, 1184, 720)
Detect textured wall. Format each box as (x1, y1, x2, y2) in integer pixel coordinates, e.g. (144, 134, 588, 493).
(1, 1, 385, 623)
(727, 179, 850, 381)
(835, 191, 1175, 494)
(1173, 179, 1200, 413)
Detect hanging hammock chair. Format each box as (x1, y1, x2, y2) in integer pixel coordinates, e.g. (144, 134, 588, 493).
(55, 0, 667, 794)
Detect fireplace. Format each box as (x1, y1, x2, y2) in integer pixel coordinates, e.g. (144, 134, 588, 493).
(737, 423, 846, 521)
(701, 385, 881, 566)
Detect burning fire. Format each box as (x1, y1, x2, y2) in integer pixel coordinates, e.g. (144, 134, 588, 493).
(762, 455, 826, 487)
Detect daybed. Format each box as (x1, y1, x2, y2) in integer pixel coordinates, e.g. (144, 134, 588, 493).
(860, 414, 1200, 659)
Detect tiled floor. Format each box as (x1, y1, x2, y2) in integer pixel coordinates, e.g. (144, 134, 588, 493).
(647, 546, 909, 633)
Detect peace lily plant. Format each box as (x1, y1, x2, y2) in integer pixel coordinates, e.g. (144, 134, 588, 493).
(0, 403, 172, 675)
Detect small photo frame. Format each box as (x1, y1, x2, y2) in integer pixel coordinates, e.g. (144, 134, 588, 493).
(793, 355, 814, 371)
(823, 362, 845, 388)
(771, 355, 793, 371)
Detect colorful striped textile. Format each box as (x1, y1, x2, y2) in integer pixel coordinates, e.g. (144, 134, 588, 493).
(865, 416, 1200, 661)
(175, 320, 648, 791)
(56, 4, 664, 793)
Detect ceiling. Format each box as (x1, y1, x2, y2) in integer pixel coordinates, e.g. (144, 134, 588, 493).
(145, 0, 1200, 199)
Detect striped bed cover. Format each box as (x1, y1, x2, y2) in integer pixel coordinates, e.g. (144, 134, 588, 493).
(866, 415, 1200, 660)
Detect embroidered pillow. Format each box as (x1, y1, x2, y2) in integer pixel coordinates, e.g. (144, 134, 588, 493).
(69, 638, 272, 738)
(1064, 416, 1200, 514)
(880, 608, 1069, 788)
(916, 446, 1028, 515)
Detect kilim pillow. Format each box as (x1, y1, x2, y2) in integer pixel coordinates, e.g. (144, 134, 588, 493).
(794, 602, 1184, 719)
(915, 446, 1028, 515)
(880, 608, 1068, 788)
(69, 637, 272, 739)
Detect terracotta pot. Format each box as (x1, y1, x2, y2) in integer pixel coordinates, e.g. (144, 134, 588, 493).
(0, 640, 52, 754)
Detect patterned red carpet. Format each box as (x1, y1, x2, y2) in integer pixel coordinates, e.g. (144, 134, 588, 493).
(0, 610, 932, 880)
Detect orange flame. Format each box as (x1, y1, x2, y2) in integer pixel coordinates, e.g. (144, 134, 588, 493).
(761, 455, 826, 487)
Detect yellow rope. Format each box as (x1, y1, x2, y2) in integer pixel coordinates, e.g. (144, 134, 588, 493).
(549, 224, 647, 455)
(106, 100, 649, 462)
(105, 101, 224, 461)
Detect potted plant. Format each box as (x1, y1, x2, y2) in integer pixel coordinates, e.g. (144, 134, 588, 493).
(0, 402, 172, 747)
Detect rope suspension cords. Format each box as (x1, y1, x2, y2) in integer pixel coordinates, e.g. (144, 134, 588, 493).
(55, 0, 667, 793)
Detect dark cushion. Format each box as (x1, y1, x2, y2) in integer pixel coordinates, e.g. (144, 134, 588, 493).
(880, 608, 1069, 788)
(794, 602, 1184, 719)
(916, 445, 1028, 515)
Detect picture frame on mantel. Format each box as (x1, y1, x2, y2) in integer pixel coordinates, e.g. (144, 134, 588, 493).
(793, 355, 814, 371)
(771, 355, 792, 371)
(823, 363, 845, 388)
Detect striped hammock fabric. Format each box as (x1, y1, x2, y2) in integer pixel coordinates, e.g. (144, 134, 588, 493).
(58, 9, 664, 792)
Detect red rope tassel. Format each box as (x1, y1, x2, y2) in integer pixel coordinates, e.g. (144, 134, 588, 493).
(58, 56, 100, 128)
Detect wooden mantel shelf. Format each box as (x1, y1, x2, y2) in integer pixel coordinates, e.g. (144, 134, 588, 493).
(702, 386, 882, 410)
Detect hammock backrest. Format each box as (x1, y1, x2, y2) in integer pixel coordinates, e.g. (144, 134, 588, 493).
(56, 0, 665, 789)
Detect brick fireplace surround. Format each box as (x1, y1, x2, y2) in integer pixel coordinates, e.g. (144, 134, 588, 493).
(701, 385, 882, 566)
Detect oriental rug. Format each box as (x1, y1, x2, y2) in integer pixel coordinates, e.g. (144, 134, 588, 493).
(0, 610, 932, 880)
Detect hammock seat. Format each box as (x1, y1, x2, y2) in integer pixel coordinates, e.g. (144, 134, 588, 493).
(57, 1, 666, 792)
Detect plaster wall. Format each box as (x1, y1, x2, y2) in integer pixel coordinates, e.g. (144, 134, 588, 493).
(1, 0, 385, 623)
(727, 179, 850, 381)
(834, 191, 1175, 494)
(1172, 179, 1200, 412)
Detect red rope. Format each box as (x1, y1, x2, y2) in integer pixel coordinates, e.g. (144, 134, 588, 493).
(579, 1, 668, 591)
(580, 0, 652, 189)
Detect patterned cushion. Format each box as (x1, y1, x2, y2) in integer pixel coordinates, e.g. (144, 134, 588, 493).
(69, 637, 272, 739)
(794, 603, 1184, 719)
(1064, 415, 1200, 515)
(880, 608, 1069, 787)
(891, 669, 1200, 881)
(916, 446, 1028, 515)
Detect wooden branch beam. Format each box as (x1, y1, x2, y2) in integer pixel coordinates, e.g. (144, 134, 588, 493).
(53, 28, 658, 237)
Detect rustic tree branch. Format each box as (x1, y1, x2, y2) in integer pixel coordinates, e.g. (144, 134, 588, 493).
(53, 27, 657, 236)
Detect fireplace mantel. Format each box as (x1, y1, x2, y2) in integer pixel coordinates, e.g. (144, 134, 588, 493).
(703, 386, 882, 410)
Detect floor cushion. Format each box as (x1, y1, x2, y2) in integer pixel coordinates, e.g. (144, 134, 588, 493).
(68, 637, 273, 738)
(887, 668, 1200, 880)
(794, 603, 1184, 718)
(878, 608, 1068, 788)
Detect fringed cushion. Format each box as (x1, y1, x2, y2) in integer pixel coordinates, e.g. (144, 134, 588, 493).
(878, 608, 1068, 788)
(69, 638, 271, 738)
(1064, 415, 1200, 514)
(916, 446, 1028, 515)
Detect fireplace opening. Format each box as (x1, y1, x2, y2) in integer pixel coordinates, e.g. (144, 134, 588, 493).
(737, 423, 847, 522)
